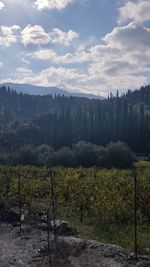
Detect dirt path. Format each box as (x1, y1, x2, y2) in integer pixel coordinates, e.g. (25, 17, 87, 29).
(0, 223, 149, 267)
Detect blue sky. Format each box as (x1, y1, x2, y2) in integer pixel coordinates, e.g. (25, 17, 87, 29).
(0, 0, 150, 96)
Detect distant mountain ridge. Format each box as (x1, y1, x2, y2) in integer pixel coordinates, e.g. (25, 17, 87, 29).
(0, 83, 103, 99)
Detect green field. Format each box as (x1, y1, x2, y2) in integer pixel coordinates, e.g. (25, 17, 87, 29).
(0, 161, 150, 254)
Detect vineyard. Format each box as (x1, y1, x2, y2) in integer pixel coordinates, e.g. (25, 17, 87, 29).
(0, 161, 150, 254)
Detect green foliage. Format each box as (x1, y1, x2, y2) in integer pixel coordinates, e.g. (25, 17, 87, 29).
(0, 85, 149, 153)
(12, 145, 38, 166)
(72, 141, 99, 167)
(35, 144, 54, 165)
(0, 141, 135, 169)
(105, 141, 135, 168)
(0, 162, 149, 222)
(49, 147, 77, 167)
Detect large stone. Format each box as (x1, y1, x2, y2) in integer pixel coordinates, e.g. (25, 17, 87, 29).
(0, 207, 19, 223)
(40, 214, 47, 223)
(37, 219, 77, 236)
(0, 200, 19, 223)
(51, 219, 77, 236)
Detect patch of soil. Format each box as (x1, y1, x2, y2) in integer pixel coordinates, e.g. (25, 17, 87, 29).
(0, 223, 150, 267)
(0, 223, 47, 267)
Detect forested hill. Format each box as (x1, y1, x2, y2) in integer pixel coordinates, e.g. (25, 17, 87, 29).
(123, 86, 150, 105)
(0, 85, 149, 153)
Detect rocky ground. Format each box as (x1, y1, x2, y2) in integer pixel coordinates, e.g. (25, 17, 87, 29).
(0, 223, 46, 267)
(0, 222, 150, 267)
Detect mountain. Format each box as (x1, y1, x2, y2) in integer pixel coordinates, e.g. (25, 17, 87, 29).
(0, 83, 104, 99)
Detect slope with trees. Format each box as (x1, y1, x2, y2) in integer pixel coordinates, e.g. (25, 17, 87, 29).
(0, 85, 149, 156)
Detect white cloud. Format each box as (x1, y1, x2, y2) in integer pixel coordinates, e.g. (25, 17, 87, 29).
(0, 25, 20, 47)
(103, 22, 150, 51)
(34, 0, 73, 10)
(0, 62, 3, 68)
(16, 67, 33, 76)
(0, 1, 4, 10)
(30, 48, 91, 63)
(41, 66, 87, 83)
(29, 22, 150, 69)
(21, 25, 50, 46)
(30, 49, 60, 62)
(118, 0, 150, 24)
(2, 66, 88, 93)
(49, 28, 79, 46)
(1, 18, 150, 95)
(84, 26, 150, 93)
(11, 21, 150, 95)
(11, 25, 21, 31)
(20, 25, 79, 46)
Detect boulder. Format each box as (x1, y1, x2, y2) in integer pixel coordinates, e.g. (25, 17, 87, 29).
(0, 207, 19, 223)
(0, 200, 19, 223)
(37, 219, 77, 236)
(51, 219, 77, 236)
(40, 214, 47, 223)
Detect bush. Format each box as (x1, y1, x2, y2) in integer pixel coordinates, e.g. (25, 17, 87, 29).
(0, 141, 135, 169)
(35, 144, 54, 165)
(48, 147, 77, 167)
(11, 145, 38, 166)
(105, 141, 135, 168)
(72, 141, 99, 167)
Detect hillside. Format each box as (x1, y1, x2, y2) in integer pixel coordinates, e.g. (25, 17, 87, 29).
(0, 85, 149, 154)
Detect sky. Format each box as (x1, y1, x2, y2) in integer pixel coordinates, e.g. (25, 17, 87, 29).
(0, 0, 150, 96)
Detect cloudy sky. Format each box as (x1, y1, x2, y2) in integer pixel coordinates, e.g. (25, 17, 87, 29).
(0, 0, 150, 96)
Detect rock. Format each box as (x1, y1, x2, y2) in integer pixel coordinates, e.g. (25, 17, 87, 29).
(37, 219, 78, 236)
(137, 262, 150, 267)
(0, 199, 19, 223)
(0, 207, 19, 223)
(145, 248, 150, 254)
(51, 219, 77, 236)
(38, 245, 49, 255)
(137, 261, 150, 267)
(37, 223, 48, 231)
(40, 214, 47, 223)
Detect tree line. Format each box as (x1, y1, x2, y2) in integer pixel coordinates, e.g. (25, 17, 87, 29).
(0, 85, 149, 154)
(0, 141, 135, 169)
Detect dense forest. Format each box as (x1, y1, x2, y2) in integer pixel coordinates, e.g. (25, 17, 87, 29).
(0, 85, 149, 159)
